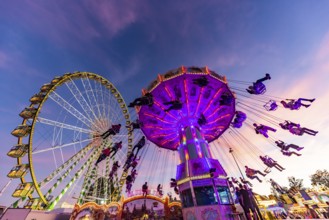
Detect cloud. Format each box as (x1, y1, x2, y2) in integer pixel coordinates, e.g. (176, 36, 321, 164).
(15, 1, 143, 48)
(83, 1, 139, 36)
(109, 55, 144, 86)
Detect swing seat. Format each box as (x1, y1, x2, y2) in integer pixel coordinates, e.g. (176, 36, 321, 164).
(253, 82, 266, 94)
(264, 100, 278, 111)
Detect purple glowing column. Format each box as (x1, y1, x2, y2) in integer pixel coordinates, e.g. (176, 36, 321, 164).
(175, 124, 233, 216)
(177, 125, 211, 163)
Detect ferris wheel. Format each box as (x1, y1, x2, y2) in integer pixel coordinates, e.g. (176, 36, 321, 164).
(7, 72, 133, 210)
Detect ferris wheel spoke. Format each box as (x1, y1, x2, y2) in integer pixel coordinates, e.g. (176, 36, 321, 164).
(107, 91, 124, 127)
(109, 104, 124, 124)
(106, 88, 126, 124)
(37, 117, 93, 134)
(52, 150, 58, 170)
(49, 91, 102, 131)
(32, 138, 93, 155)
(98, 90, 110, 130)
(96, 81, 107, 125)
(81, 78, 102, 123)
(106, 90, 112, 124)
(88, 78, 103, 118)
(65, 80, 98, 122)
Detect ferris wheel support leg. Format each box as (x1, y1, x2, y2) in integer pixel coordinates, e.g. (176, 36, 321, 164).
(44, 144, 94, 200)
(78, 141, 108, 204)
(47, 144, 102, 210)
(39, 144, 93, 188)
(104, 155, 111, 201)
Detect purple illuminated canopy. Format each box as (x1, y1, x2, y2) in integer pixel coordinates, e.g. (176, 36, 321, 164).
(138, 67, 236, 151)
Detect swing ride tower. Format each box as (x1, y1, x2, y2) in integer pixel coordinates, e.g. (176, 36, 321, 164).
(137, 66, 236, 219)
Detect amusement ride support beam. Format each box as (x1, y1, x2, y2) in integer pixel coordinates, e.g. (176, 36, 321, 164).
(78, 140, 109, 204)
(39, 144, 93, 188)
(43, 145, 93, 200)
(104, 153, 111, 201)
(93, 78, 107, 128)
(47, 143, 102, 210)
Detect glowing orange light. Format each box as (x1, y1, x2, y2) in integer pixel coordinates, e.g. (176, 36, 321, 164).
(184, 149, 189, 161)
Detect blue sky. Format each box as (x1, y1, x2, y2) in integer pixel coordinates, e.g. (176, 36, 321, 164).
(1, 0, 329, 207)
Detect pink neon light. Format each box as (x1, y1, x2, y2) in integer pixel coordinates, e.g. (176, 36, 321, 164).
(184, 79, 190, 116)
(203, 125, 225, 131)
(203, 88, 223, 114)
(153, 100, 178, 120)
(205, 106, 224, 121)
(143, 125, 173, 131)
(160, 135, 178, 146)
(194, 87, 204, 117)
(204, 134, 215, 139)
(150, 131, 177, 139)
(143, 112, 173, 124)
(207, 113, 231, 125)
(195, 141, 203, 158)
(164, 85, 174, 100)
(190, 127, 196, 138)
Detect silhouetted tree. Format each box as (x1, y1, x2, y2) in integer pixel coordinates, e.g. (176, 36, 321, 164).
(288, 176, 304, 191)
(310, 169, 329, 188)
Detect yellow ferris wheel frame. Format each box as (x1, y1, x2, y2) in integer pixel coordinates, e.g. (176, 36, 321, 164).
(14, 72, 133, 207)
